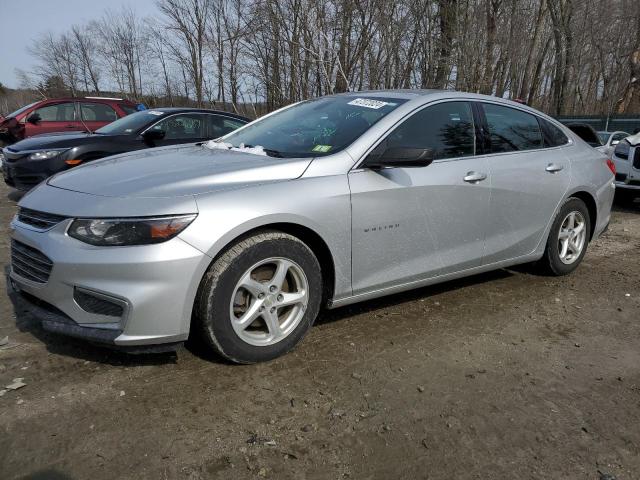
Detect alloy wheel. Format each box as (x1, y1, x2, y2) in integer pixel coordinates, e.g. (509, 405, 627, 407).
(557, 211, 586, 265)
(229, 257, 309, 346)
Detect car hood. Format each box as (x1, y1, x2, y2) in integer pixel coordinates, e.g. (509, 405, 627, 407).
(7, 131, 120, 150)
(47, 144, 313, 198)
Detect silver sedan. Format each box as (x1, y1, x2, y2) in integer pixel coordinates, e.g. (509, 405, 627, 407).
(9, 91, 615, 363)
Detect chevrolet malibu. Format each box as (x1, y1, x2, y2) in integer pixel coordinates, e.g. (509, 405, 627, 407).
(9, 91, 615, 363)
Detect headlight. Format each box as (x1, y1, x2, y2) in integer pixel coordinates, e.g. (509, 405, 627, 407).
(67, 215, 197, 246)
(28, 150, 67, 161)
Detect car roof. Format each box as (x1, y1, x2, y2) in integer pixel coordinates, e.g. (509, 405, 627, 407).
(38, 97, 137, 104)
(330, 89, 556, 116)
(143, 107, 250, 121)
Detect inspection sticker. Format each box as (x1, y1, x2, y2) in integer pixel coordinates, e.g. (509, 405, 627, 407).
(312, 145, 332, 153)
(347, 98, 388, 109)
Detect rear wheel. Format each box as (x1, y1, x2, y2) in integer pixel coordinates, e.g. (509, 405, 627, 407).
(194, 231, 322, 363)
(540, 197, 591, 276)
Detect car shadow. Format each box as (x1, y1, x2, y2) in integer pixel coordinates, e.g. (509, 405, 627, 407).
(612, 193, 639, 213)
(316, 268, 514, 326)
(7, 266, 520, 366)
(6, 268, 178, 367)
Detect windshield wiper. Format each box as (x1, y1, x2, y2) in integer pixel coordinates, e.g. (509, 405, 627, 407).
(262, 148, 283, 158)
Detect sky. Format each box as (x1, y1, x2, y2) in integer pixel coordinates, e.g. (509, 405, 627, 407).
(0, 0, 158, 88)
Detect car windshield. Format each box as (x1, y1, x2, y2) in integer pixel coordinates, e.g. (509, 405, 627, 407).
(95, 110, 166, 135)
(597, 132, 610, 144)
(4, 102, 38, 119)
(222, 96, 408, 157)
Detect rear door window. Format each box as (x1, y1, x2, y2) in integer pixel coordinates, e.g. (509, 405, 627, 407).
(482, 103, 543, 152)
(150, 113, 208, 140)
(79, 103, 118, 122)
(381, 101, 475, 160)
(34, 102, 76, 122)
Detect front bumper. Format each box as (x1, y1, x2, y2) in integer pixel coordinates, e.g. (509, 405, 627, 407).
(2, 154, 66, 191)
(9, 218, 212, 347)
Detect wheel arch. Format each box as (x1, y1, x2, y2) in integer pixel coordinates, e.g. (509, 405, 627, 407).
(199, 221, 337, 308)
(568, 190, 598, 240)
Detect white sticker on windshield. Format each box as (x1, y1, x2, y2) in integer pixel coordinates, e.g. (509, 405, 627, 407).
(347, 98, 389, 109)
(147, 110, 164, 116)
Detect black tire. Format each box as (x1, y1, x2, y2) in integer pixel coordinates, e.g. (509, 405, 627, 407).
(539, 197, 591, 276)
(194, 231, 322, 364)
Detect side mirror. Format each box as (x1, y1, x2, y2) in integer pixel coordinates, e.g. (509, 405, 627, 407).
(611, 139, 620, 146)
(142, 129, 166, 142)
(364, 146, 435, 169)
(26, 113, 41, 124)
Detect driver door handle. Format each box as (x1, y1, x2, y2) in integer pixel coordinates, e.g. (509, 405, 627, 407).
(545, 163, 564, 173)
(463, 171, 487, 183)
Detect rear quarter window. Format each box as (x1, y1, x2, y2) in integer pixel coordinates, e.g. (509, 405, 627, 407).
(539, 118, 569, 147)
(80, 103, 118, 122)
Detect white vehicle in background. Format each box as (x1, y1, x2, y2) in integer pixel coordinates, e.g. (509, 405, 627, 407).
(597, 131, 631, 157)
(611, 132, 640, 201)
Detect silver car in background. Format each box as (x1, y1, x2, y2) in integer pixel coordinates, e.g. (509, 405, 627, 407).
(611, 132, 640, 199)
(9, 91, 615, 363)
(597, 130, 631, 157)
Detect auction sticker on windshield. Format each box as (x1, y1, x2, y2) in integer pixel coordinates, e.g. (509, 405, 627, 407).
(347, 98, 389, 109)
(312, 145, 332, 153)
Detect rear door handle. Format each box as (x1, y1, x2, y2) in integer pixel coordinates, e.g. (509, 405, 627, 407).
(545, 163, 564, 173)
(463, 171, 487, 183)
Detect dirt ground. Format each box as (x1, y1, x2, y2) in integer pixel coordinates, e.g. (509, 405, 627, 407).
(0, 183, 639, 480)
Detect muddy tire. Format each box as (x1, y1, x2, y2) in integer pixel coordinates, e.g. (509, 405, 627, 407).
(194, 231, 322, 364)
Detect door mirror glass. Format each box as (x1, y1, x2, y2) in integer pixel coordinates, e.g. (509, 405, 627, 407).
(611, 139, 620, 146)
(142, 129, 166, 142)
(365, 146, 435, 169)
(26, 113, 41, 124)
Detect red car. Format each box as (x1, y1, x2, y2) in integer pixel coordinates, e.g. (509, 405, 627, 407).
(0, 97, 141, 145)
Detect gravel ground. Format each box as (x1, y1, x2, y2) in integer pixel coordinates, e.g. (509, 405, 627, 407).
(0, 183, 639, 480)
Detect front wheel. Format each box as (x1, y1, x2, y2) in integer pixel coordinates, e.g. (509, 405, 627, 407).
(540, 197, 591, 276)
(194, 231, 322, 363)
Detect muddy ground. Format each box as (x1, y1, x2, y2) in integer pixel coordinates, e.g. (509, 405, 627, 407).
(0, 182, 639, 480)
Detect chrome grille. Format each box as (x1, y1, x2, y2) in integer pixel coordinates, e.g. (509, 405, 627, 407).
(11, 240, 53, 284)
(17, 208, 67, 230)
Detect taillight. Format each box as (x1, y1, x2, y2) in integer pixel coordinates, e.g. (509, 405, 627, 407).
(606, 158, 616, 175)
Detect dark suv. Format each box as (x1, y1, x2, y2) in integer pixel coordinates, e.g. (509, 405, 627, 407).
(0, 97, 141, 145)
